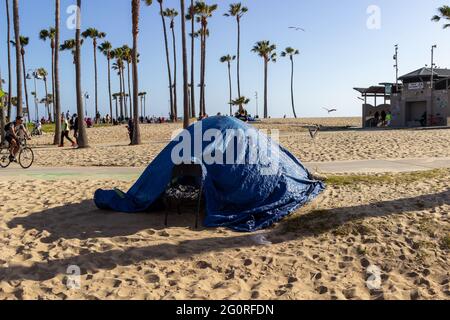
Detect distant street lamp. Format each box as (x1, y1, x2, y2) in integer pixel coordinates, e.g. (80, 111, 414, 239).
(255, 91, 259, 118)
(430, 45, 437, 126)
(27, 69, 42, 122)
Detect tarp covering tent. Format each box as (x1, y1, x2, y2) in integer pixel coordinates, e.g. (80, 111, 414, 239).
(94, 117, 325, 232)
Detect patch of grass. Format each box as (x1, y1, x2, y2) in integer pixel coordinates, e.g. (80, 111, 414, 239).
(325, 169, 448, 187)
(441, 234, 450, 250)
(26, 123, 55, 133)
(284, 209, 336, 234)
(26, 122, 113, 134)
(334, 222, 375, 237)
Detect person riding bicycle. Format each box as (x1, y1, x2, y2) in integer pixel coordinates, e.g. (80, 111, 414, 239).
(4, 116, 31, 162)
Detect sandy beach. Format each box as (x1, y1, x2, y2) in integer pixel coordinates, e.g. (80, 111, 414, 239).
(0, 119, 448, 300)
(29, 118, 450, 167)
(0, 171, 448, 300)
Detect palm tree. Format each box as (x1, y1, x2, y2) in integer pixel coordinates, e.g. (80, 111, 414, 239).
(163, 8, 179, 121)
(11, 36, 30, 123)
(112, 93, 119, 120)
(82, 28, 106, 121)
(75, 0, 88, 147)
(180, 0, 189, 129)
(5, 0, 12, 120)
(112, 63, 124, 119)
(121, 45, 133, 119)
(111, 47, 125, 119)
(252, 41, 276, 119)
(40, 94, 53, 118)
(138, 91, 146, 117)
(131, 0, 141, 145)
(432, 6, 450, 28)
(281, 47, 300, 119)
(188, 0, 196, 118)
(39, 27, 56, 122)
(194, 1, 217, 117)
(224, 3, 248, 98)
(0, 69, 6, 142)
(54, 0, 62, 145)
(12, 0, 23, 118)
(37, 67, 51, 121)
(152, 0, 175, 121)
(220, 54, 236, 116)
(231, 96, 250, 114)
(98, 41, 113, 123)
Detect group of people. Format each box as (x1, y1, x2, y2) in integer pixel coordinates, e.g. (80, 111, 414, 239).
(369, 110, 393, 128)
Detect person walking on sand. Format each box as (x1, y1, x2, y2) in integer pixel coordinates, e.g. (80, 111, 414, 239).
(71, 114, 79, 142)
(126, 118, 134, 145)
(386, 111, 393, 127)
(59, 114, 77, 148)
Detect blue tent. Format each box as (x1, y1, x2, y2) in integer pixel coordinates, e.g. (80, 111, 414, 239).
(94, 117, 325, 232)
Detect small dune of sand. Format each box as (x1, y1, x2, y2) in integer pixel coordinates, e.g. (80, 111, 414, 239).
(0, 169, 448, 300)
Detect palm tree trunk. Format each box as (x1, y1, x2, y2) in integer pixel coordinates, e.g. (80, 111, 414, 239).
(75, 0, 88, 148)
(21, 52, 31, 123)
(171, 22, 178, 120)
(93, 38, 99, 121)
(127, 61, 132, 119)
(190, 0, 195, 118)
(6, 0, 12, 120)
(107, 55, 113, 123)
(12, 0, 23, 118)
(264, 59, 268, 119)
(290, 57, 297, 119)
(198, 30, 204, 117)
(44, 78, 50, 120)
(144, 94, 146, 117)
(118, 72, 123, 119)
(237, 17, 241, 98)
(159, 1, 174, 122)
(201, 25, 207, 116)
(227, 61, 232, 116)
(50, 40, 55, 123)
(114, 97, 118, 120)
(180, 0, 189, 129)
(199, 25, 206, 117)
(131, 0, 141, 145)
(0, 68, 5, 143)
(53, 0, 62, 145)
(121, 66, 127, 118)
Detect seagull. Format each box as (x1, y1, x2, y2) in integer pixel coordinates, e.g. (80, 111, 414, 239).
(289, 26, 306, 32)
(323, 107, 337, 114)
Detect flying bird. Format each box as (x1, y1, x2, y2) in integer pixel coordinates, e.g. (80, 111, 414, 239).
(289, 26, 306, 32)
(323, 107, 337, 114)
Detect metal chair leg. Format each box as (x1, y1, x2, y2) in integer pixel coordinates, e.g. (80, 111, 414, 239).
(195, 185, 203, 229)
(165, 207, 169, 226)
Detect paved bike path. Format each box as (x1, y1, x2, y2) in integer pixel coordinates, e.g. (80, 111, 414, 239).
(1, 157, 449, 181)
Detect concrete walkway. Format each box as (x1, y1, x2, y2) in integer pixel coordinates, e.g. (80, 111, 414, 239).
(1, 157, 449, 181)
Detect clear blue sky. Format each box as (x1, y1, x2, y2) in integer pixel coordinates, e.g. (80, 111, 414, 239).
(1, 0, 449, 119)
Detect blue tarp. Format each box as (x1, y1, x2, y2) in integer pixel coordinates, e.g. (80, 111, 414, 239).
(94, 116, 325, 232)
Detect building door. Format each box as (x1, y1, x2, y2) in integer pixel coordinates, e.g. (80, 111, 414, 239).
(406, 101, 427, 127)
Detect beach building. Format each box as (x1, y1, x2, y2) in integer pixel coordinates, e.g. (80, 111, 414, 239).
(355, 67, 450, 128)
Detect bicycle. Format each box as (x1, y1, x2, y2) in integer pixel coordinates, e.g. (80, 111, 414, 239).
(0, 140, 34, 169)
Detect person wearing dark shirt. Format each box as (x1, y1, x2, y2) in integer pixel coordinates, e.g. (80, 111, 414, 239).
(127, 118, 134, 145)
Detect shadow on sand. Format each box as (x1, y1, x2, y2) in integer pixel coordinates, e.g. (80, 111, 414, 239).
(2, 189, 448, 283)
